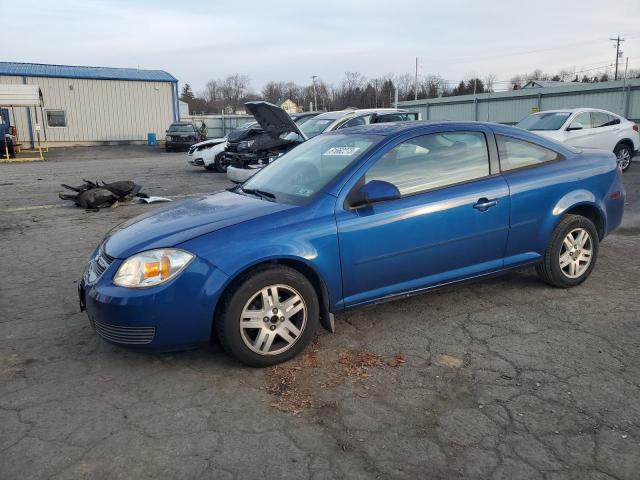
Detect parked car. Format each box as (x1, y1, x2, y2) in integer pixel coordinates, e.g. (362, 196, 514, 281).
(517, 108, 639, 171)
(79, 121, 624, 366)
(186, 136, 229, 171)
(220, 109, 321, 177)
(226, 103, 420, 183)
(165, 122, 203, 151)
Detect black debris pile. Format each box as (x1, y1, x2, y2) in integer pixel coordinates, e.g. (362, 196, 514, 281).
(59, 180, 143, 210)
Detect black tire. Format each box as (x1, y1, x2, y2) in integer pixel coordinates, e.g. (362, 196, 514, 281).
(165, 145, 172, 152)
(215, 266, 320, 367)
(214, 153, 229, 173)
(536, 214, 599, 288)
(204, 164, 216, 171)
(614, 143, 632, 172)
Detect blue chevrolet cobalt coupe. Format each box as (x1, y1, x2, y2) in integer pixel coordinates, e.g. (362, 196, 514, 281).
(80, 122, 625, 366)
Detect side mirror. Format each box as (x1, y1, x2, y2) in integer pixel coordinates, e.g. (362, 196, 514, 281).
(350, 180, 400, 208)
(567, 122, 583, 131)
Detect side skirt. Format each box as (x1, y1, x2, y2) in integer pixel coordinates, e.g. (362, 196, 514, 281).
(341, 260, 541, 312)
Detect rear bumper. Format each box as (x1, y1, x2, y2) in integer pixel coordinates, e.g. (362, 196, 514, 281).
(79, 255, 229, 351)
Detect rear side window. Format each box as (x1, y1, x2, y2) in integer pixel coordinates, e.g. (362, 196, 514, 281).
(496, 135, 562, 172)
(592, 112, 619, 127)
(365, 132, 490, 196)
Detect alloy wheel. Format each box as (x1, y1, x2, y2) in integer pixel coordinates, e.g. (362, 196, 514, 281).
(616, 147, 631, 170)
(239, 284, 307, 355)
(559, 228, 593, 279)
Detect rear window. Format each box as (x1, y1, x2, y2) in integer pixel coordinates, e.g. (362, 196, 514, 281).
(516, 112, 571, 131)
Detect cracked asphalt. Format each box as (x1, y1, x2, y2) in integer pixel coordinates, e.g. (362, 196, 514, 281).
(1, 146, 639, 480)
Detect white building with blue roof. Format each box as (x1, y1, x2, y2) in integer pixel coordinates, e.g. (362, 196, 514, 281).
(0, 62, 179, 147)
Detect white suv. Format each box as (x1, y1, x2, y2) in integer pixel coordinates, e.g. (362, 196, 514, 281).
(517, 108, 639, 171)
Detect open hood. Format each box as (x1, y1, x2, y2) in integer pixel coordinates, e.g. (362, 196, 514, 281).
(245, 101, 307, 141)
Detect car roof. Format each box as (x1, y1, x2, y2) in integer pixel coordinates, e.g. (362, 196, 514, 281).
(327, 120, 540, 138)
(530, 108, 619, 116)
(311, 108, 410, 121)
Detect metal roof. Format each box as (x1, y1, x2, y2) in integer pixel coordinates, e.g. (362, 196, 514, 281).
(0, 62, 177, 83)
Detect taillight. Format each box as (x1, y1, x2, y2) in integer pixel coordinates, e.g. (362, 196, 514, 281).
(633, 124, 638, 132)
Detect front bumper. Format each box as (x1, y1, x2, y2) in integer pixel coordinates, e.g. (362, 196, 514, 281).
(79, 250, 229, 351)
(187, 156, 205, 166)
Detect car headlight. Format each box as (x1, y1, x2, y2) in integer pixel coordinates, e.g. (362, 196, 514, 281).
(113, 249, 194, 288)
(166, 135, 172, 141)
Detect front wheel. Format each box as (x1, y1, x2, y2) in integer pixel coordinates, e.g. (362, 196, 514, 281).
(614, 143, 632, 172)
(536, 215, 599, 288)
(214, 153, 230, 173)
(215, 266, 320, 367)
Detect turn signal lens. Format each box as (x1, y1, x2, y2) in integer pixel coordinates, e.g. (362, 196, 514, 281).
(113, 249, 194, 288)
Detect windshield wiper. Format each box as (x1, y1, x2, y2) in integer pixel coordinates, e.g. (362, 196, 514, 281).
(240, 186, 276, 201)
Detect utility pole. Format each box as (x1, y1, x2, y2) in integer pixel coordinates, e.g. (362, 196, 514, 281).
(610, 35, 625, 80)
(414, 57, 418, 101)
(311, 75, 318, 111)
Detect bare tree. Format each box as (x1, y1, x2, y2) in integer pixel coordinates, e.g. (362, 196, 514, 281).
(483, 73, 497, 93)
(220, 74, 251, 113)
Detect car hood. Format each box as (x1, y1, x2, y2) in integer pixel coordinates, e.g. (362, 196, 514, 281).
(191, 137, 227, 148)
(245, 101, 306, 140)
(528, 130, 564, 142)
(103, 190, 293, 259)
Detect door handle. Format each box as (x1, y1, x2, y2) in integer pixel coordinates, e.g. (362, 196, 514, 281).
(473, 198, 498, 211)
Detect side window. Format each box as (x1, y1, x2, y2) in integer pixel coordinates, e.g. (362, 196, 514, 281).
(364, 132, 490, 196)
(375, 113, 404, 123)
(46, 110, 67, 128)
(496, 135, 562, 172)
(591, 112, 610, 128)
(570, 112, 592, 129)
(341, 115, 369, 129)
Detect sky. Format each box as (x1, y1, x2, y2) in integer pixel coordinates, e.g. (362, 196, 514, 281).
(2, 0, 640, 93)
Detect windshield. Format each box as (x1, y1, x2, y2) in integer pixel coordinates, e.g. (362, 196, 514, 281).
(242, 133, 381, 205)
(168, 124, 195, 133)
(517, 112, 571, 131)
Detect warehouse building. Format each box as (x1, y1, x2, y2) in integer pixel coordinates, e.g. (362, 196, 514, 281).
(399, 79, 640, 125)
(0, 62, 179, 147)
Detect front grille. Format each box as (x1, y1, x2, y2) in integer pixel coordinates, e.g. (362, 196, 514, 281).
(93, 250, 114, 277)
(94, 318, 155, 345)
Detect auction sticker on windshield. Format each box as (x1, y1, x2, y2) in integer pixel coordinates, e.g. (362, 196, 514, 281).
(324, 146, 360, 156)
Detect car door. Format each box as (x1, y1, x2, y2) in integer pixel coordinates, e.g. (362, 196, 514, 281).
(564, 112, 594, 148)
(335, 127, 510, 308)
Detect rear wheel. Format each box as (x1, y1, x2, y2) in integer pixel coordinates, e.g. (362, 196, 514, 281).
(614, 143, 632, 172)
(216, 266, 319, 367)
(536, 215, 599, 288)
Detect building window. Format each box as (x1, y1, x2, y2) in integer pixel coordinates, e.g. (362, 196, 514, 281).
(46, 110, 67, 127)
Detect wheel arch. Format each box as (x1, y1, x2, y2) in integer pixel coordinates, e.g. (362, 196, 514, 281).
(615, 138, 634, 152)
(212, 256, 335, 337)
(556, 200, 606, 240)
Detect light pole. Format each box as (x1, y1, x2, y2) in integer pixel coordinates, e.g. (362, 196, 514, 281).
(311, 75, 318, 111)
